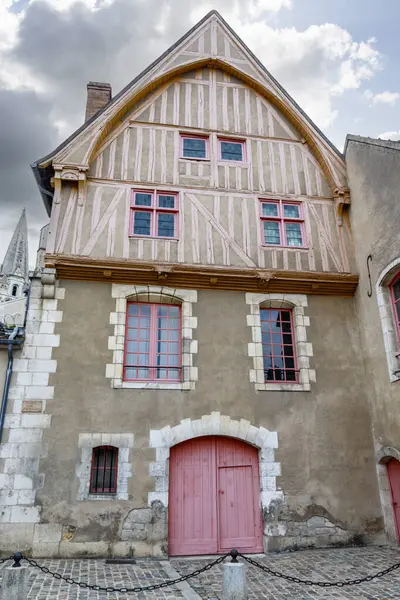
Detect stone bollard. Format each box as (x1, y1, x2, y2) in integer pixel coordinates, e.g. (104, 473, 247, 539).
(223, 549, 247, 600)
(0, 553, 29, 600)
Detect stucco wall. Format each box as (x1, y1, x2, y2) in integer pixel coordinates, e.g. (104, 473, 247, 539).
(18, 279, 382, 557)
(346, 137, 400, 541)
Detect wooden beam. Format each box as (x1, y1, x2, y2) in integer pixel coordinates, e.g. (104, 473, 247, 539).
(45, 254, 359, 297)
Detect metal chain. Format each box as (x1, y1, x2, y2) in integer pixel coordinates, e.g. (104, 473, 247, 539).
(0, 556, 13, 565)
(239, 553, 400, 587)
(22, 553, 228, 593)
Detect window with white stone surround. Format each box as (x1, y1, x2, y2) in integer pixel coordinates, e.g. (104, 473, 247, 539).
(106, 285, 198, 390)
(376, 258, 400, 382)
(245, 293, 315, 391)
(76, 433, 134, 501)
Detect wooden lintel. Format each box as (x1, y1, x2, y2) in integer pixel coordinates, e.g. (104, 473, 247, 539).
(45, 254, 359, 297)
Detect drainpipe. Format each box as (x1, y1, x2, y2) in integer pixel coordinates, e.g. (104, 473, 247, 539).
(0, 285, 31, 444)
(0, 341, 16, 444)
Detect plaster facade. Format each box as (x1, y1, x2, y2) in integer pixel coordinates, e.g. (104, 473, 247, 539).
(346, 135, 400, 544)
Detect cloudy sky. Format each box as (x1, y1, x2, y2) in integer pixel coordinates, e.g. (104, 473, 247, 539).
(0, 0, 399, 268)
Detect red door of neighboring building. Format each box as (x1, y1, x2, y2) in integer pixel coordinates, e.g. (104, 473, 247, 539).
(169, 436, 263, 556)
(387, 458, 400, 541)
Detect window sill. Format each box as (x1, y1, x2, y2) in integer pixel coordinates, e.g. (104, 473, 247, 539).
(217, 160, 249, 167)
(256, 382, 310, 392)
(129, 235, 179, 241)
(180, 156, 210, 162)
(113, 380, 195, 391)
(262, 244, 308, 250)
(87, 494, 118, 501)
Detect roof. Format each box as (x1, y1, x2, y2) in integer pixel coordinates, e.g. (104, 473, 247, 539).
(31, 10, 344, 214)
(344, 134, 400, 155)
(0, 209, 29, 280)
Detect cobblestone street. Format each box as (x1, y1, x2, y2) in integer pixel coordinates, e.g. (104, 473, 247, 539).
(1, 547, 400, 599)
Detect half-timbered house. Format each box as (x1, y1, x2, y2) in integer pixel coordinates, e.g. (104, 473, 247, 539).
(0, 12, 392, 557)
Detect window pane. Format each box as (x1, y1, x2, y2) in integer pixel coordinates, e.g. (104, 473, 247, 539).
(134, 193, 152, 207)
(284, 204, 300, 219)
(157, 213, 175, 237)
(90, 448, 117, 494)
(393, 280, 400, 302)
(155, 305, 181, 381)
(396, 302, 400, 324)
(158, 195, 176, 209)
(261, 309, 296, 383)
(262, 203, 279, 217)
(183, 137, 206, 158)
(220, 141, 243, 161)
(125, 354, 138, 366)
(263, 221, 281, 245)
(285, 222, 303, 246)
(133, 211, 151, 235)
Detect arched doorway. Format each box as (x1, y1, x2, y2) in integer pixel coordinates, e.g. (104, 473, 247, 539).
(168, 436, 263, 556)
(387, 458, 400, 542)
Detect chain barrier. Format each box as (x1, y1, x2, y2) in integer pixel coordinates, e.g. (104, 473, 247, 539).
(20, 553, 228, 593)
(3, 549, 400, 592)
(238, 552, 400, 588)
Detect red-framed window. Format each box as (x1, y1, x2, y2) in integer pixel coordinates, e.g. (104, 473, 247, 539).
(124, 302, 181, 382)
(130, 190, 179, 239)
(181, 134, 209, 160)
(390, 273, 400, 344)
(218, 138, 246, 162)
(260, 199, 305, 248)
(261, 308, 298, 382)
(90, 446, 118, 494)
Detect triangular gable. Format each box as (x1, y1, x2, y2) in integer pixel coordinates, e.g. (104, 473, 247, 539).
(33, 10, 347, 204)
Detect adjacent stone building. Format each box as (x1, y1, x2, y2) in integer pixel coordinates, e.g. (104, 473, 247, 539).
(0, 12, 398, 558)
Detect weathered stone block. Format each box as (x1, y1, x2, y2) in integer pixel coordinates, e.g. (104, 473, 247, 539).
(33, 523, 62, 544)
(0, 565, 29, 600)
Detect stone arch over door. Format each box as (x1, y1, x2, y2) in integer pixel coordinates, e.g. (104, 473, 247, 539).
(148, 412, 282, 551)
(376, 446, 400, 543)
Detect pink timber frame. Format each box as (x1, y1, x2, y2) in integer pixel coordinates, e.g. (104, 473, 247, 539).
(180, 134, 210, 160)
(123, 301, 182, 383)
(129, 190, 179, 240)
(259, 199, 306, 249)
(218, 137, 247, 163)
(390, 272, 400, 346)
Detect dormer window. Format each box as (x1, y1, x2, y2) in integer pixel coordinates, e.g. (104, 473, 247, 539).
(11, 285, 18, 297)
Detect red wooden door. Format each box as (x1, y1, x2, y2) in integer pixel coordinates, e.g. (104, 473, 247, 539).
(169, 438, 218, 555)
(169, 436, 263, 556)
(388, 458, 400, 541)
(217, 438, 263, 553)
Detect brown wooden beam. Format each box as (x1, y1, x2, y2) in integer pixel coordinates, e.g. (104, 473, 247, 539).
(45, 254, 359, 297)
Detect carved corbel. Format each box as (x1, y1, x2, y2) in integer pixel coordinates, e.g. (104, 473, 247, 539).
(41, 267, 57, 299)
(154, 265, 174, 280)
(334, 186, 351, 226)
(257, 271, 274, 288)
(53, 163, 89, 206)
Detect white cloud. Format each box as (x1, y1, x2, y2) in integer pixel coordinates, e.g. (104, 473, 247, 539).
(224, 20, 381, 128)
(29, 0, 116, 10)
(378, 130, 400, 141)
(365, 90, 400, 106)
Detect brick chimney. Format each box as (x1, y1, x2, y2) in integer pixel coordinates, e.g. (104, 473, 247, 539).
(85, 81, 112, 122)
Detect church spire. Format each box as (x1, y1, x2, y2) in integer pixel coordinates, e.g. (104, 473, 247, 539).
(1, 209, 29, 280)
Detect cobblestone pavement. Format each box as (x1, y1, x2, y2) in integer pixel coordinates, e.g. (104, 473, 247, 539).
(172, 547, 400, 599)
(0, 558, 187, 600)
(0, 546, 400, 599)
